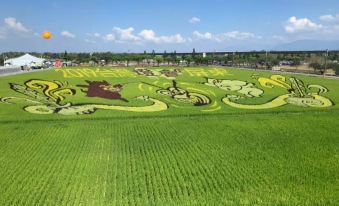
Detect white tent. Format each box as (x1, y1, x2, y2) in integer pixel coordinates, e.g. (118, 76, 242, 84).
(4, 54, 45, 67)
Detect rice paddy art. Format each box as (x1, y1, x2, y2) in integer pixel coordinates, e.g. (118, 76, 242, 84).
(220, 75, 333, 109)
(0, 68, 334, 116)
(0, 79, 168, 115)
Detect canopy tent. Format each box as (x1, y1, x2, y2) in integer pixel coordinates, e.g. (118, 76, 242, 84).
(4, 54, 45, 67)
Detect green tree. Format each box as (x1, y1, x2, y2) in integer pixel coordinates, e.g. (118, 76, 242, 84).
(154, 56, 164, 67)
(184, 55, 193, 67)
(170, 53, 178, 66)
(248, 56, 258, 69)
(0, 54, 4, 66)
(309, 62, 323, 73)
(111, 55, 119, 65)
(90, 55, 99, 64)
(327, 63, 339, 75)
(63, 51, 69, 61)
(123, 55, 132, 67)
(291, 57, 301, 69)
(175, 56, 181, 66)
(194, 55, 203, 65)
(165, 56, 172, 66)
(145, 55, 151, 66)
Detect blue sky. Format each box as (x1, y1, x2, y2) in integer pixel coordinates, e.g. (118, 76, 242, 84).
(0, 0, 339, 52)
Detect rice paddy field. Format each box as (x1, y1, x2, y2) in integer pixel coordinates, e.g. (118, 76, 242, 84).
(0, 67, 338, 205)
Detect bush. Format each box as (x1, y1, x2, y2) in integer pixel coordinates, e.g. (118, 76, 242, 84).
(327, 63, 339, 75)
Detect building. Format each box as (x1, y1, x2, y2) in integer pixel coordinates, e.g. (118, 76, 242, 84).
(4, 54, 45, 67)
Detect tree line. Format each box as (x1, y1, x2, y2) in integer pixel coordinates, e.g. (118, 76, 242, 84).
(1, 50, 339, 75)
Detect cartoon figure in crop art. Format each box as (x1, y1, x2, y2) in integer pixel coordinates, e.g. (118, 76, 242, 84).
(221, 75, 333, 109)
(204, 78, 263, 98)
(0, 79, 168, 115)
(134, 68, 157, 77)
(157, 80, 211, 106)
(77, 80, 128, 102)
(134, 68, 182, 79)
(159, 68, 182, 78)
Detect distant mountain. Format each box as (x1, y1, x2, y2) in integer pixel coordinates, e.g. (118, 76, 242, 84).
(272, 40, 339, 51)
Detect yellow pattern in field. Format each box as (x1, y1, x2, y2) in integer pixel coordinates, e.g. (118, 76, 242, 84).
(56, 68, 137, 78)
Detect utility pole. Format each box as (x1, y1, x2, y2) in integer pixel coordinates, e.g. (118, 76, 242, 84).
(265, 50, 268, 70)
(232, 52, 235, 67)
(323, 49, 328, 78)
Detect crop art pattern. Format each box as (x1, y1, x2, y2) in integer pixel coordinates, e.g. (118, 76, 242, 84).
(0, 73, 333, 115)
(0, 79, 167, 115)
(219, 75, 333, 109)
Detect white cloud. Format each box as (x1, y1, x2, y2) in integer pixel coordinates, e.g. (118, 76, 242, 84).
(320, 15, 335, 22)
(93, 32, 101, 38)
(0, 27, 7, 39)
(85, 33, 101, 43)
(189, 17, 201, 24)
(279, 16, 339, 40)
(320, 14, 339, 22)
(61, 30, 76, 38)
(193, 31, 213, 40)
(321, 24, 339, 36)
(193, 30, 259, 41)
(103, 33, 115, 41)
(102, 28, 186, 44)
(272, 35, 286, 41)
(285, 16, 323, 33)
(160, 34, 186, 43)
(138, 29, 186, 44)
(113, 27, 140, 42)
(4, 17, 29, 32)
(138, 29, 156, 41)
(221, 31, 258, 40)
(86, 32, 101, 38)
(84, 39, 96, 43)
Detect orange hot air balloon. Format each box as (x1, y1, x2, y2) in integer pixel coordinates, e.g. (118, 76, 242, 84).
(42, 31, 52, 40)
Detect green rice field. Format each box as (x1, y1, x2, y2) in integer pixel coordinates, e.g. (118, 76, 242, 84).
(0, 67, 338, 205)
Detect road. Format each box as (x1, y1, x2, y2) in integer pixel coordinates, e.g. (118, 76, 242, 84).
(0, 67, 52, 77)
